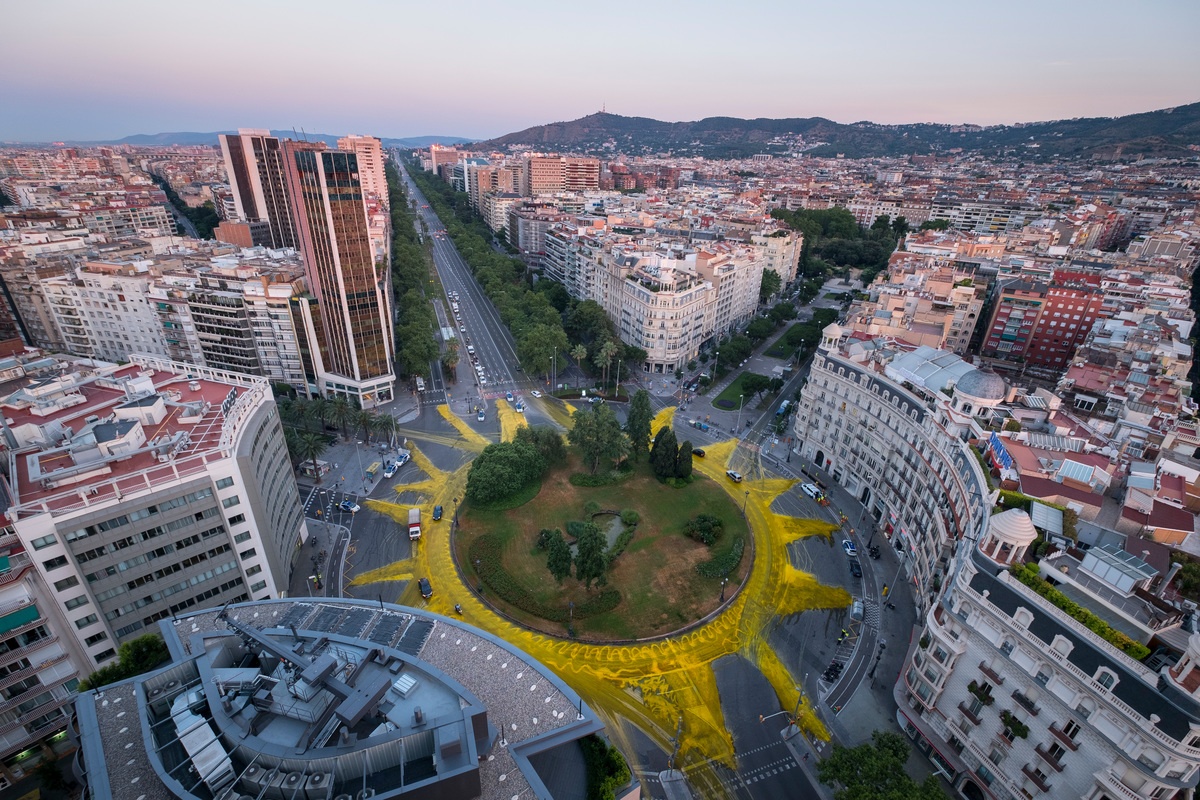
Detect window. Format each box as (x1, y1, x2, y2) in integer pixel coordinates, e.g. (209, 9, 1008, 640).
(31, 535, 57, 551)
(239, 548, 256, 561)
(84, 632, 108, 647)
(1062, 720, 1081, 740)
(222, 496, 240, 509)
(53, 576, 80, 591)
(245, 565, 262, 577)
(64, 596, 89, 611)
(988, 747, 1005, 766)
(1095, 669, 1117, 690)
(42, 556, 68, 571)
(1036, 666, 1052, 685)
(250, 580, 267, 592)
(1076, 700, 1094, 719)
(215, 477, 234, 490)
(94, 648, 116, 662)
(1047, 742, 1066, 761)
(228, 514, 246, 526)
(74, 614, 99, 629)
(234, 532, 251, 544)
(977, 765, 995, 786)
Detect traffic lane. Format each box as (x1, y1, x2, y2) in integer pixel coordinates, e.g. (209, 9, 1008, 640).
(430, 240, 515, 384)
(713, 654, 820, 800)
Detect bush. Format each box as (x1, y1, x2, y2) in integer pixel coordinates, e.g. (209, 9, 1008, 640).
(537, 529, 556, 550)
(697, 537, 745, 577)
(470, 534, 620, 622)
(78, 633, 170, 691)
(570, 468, 634, 487)
(620, 509, 640, 525)
(584, 500, 602, 516)
(581, 735, 631, 800)
(715, 399, 736, 409)
(604, 525, 637, 569)
(683, 513, 725, 546)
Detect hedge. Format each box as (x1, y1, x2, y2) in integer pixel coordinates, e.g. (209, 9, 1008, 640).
(697, 536, 745, 577)
(469, 534, 620, 622)
(604, 525, 637, 569)
(1009, 563, 1150, 660)
(570, 467, 635, 487)
(580, 734, 631, 800)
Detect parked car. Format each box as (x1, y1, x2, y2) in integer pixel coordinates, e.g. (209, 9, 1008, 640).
(726, 470, 743, 483)
(841, 539, 857, 557)
(801, 483, 820, 499)
(383, 462, 398, 478)
(418, 578, 432, 599)
(337, 500, 361, 513)
(506, 392, 514, 401)
(848, 558, 862, 578)
(433, 505, 443, 521)
(530, 390, 542, 398)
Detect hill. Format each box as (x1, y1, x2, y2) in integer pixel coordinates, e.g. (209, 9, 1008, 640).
(472, 104, 1200, 159)
(58, 131, 474, 148)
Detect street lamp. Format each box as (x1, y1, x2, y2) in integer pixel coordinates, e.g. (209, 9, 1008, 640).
(743, 490, 750, 516)
(453, 496, 459, 529)
(720, 577, 727, 602)
(475, 558, 482, 592)
(736, 394, 745, 433)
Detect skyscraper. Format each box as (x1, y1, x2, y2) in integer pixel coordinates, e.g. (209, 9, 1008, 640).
(218, 129, 299, 250)
(336, 134, 387, 208)
(282, 141, 394, 407)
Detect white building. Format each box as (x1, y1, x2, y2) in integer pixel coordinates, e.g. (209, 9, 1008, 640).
(6, 356, 307, 670)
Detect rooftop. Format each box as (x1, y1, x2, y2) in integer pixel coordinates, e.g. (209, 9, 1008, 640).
(76, 598, 607, 800)
(4, 355, 271, 520)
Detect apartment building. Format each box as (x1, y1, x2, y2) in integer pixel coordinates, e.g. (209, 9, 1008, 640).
(336, 135, 387, 207)
(0, 535, 91, 788)
(793, 328, 995, 612)
(750, 230, 803, 283)
(481, 192, 523, 233)
(77, 205, 174, 239)
(8, 356, 307, 669)
(0, 261, 71, 351)
(692, 247, 764, 337)
(605, 253, 712, 375)
(507, 206, 569, 267)
(898, 509, 1200, 800)
(520, 156, 600, 196)
(931, 196, 1039, 233)
(982, 280, 1106, 370)
(217, 129, 299, 250)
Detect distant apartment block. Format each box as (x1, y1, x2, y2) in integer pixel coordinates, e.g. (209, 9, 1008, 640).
(218, 129, 300, 250)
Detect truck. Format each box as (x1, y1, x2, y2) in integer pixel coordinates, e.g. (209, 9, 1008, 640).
(408, 508, 421, 540)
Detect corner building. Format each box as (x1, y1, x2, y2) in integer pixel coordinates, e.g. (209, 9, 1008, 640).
(898, 508, 1200, 800)
(6, 356, 307, 669)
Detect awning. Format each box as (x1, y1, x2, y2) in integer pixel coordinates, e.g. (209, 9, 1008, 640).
(0, 605, 40, 635)
(1030, 502, 1063, 536)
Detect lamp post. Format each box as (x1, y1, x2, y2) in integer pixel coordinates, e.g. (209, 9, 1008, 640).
(453, 496, 459, 530)
(743, 490, 750, 517)
(475, 559, 482, 592)
(736, 394, 745, 433)
(720, 577, 727, 602)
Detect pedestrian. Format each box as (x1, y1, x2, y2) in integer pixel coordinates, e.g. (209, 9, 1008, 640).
(803, 753, 809, 763)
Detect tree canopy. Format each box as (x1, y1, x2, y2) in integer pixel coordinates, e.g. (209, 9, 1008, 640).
(816, 730, 948, 800)
(574, 522, 607, 588)
(759, 268, 782, 303)
(626, 389, 653, 462)
(567, 403, 630, 473)
(465, 440, 546, 504)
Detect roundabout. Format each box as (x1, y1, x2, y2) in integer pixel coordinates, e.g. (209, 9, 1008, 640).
(352, 400, 848, 798)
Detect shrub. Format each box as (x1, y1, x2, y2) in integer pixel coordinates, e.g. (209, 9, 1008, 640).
(715, 399, 736, 409)
(470, 534, 620, 622)
(683, 513, 724, 546)
(78, 633, 170, 691)
(697, 537, 745, 577)
(584, 500, 602, 516)
(537, 528, 556, 550)
(620, 509, 640, 525)
(581, 734, 631, 800)
(570, 468, 634, 487)
(604, 525, 637, 569)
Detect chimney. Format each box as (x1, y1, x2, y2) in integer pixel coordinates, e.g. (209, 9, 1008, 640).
(1157, 562, 1183, 598)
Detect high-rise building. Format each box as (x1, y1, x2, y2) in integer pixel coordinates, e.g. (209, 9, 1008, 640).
(7, 355, 307, 669)
(218, 129, 299, 250)
(282, 142, 394, 407)
(336, 135, 388, 208)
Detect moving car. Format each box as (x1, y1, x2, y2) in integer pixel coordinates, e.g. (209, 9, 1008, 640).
(506, 392, 514, 401)
(477, 409, 485, 421)
(692, 448, 706, 457)
(433, 505, 443, 521)
(841, 539, 857, 557)
(530, 390, 542, 398)
(848, 558, 862, 578)
(726, 470, 743, 483)
(395, 452, 410, 467)
(337, 500, 361, 513)
(418, 577, 432, 599)
(383, 462, 398, 478)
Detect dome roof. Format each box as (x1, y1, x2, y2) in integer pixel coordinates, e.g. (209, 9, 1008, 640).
(956, 367, 1007, 401)
(988, 508, 1038, 547)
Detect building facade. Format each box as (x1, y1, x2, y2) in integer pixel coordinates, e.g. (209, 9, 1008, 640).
(218, 129, 299, 250)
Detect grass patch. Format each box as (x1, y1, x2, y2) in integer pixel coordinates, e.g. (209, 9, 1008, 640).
(714, 371, 767, 407)
(457, 453, 751, 639)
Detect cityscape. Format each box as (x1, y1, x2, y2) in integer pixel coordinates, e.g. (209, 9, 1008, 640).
(2, 5, 1200, 800)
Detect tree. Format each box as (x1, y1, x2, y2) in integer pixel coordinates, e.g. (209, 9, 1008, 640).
(328, 397, 353, 440)
(570, 343, 589, 388)
(518, 323, 569, 380)
(626, 389, 652, 461)
(295, 432, 330, 481)
(746, 317, 776, 342)
(567, 403, 630, 474)
(442, 336, 460, 380)
(719, 335, 753, 365)
(574, 522, 607, 588)
(515, 425, 566, 466)
(651, 427, 678, 479)
(306, 397, 329, 431)
(676, 439, 694, 479)
(816, 730, 948, 800)
(354, 409, 375, 442)
(919, 218, 950, 231)
(466, 441, 546, 503)
(741, 373, 772, 400)
(598, 339, 620, 389)
(566, 299, 610, 346)
(759, 268, 782, 303)
(891, 216, 910, 238)
(35, 760, 68, 791)
(769, 377, 785, 394)
(546, 529, 572, 584)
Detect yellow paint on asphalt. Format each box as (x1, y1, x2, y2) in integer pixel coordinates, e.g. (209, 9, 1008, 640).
(437, 404, 491, 450)
(651, 405, 676, 438)
(345, 405, 848, 798)
(495, 398, 527, 442)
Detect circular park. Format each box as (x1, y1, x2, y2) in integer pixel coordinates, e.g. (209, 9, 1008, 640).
(454, 421, 751, 640)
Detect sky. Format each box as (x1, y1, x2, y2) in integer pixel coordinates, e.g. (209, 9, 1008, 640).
(3, 0, 1198, 142)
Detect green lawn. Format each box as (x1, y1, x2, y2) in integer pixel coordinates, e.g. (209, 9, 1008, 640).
(713, 371, 767, 409)
(457, 455, 750, 639)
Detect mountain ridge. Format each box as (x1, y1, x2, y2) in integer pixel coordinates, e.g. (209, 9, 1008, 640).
(471, 104, 1200, 159)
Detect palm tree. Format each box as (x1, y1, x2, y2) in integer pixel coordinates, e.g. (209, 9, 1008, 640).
(354, 409, 375, 443)
(284, 427, 302, 468)
(328, 397, 352, 440)
(307, 397, 330, 432)
(374, 414, 399, 448)
(294, 432, 329, 483)
(598, 340, 619, 392)
(571, 344, 588, 388)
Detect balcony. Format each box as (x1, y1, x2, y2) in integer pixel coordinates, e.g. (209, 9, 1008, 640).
(1048, 723, 1079, 752)
(1011, 690, 1040, 716)
(978, 661, 1004, 685)
(1093, 768, 1148, 800)
(1021, 765, 1051, 793)
(1034, 744, 1065, 773)
(957, 701, 982, 726)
